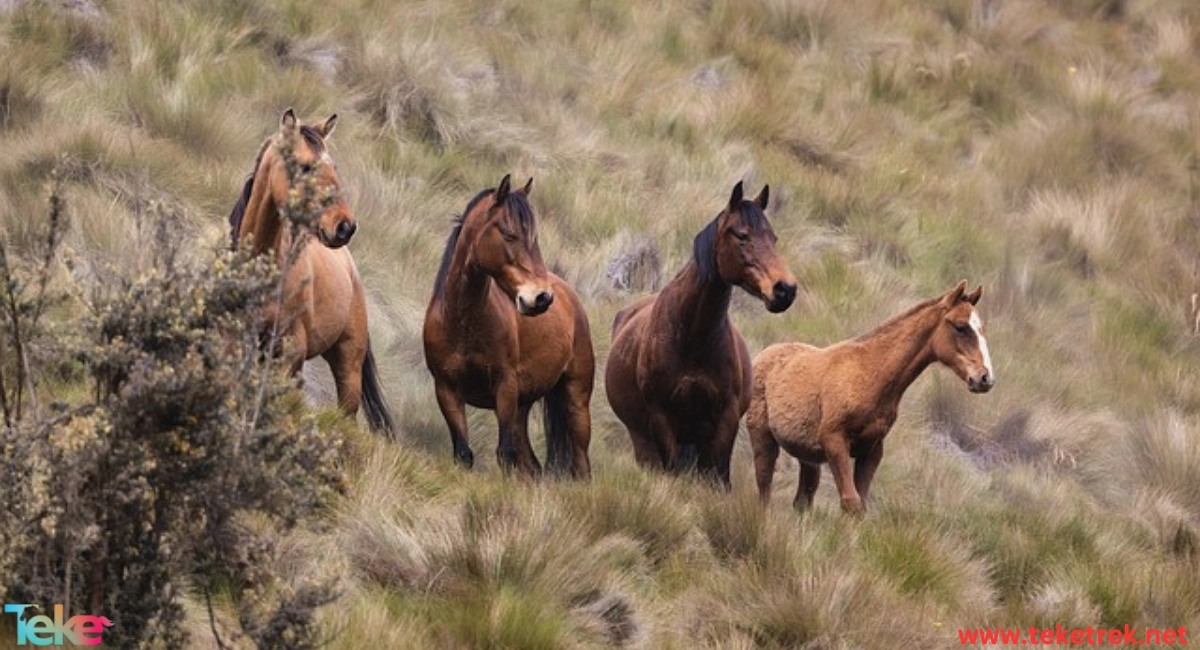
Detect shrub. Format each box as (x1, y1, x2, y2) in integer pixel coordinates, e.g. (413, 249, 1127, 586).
(0, 159, 344, 649)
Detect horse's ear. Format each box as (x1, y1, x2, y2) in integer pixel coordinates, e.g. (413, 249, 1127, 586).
(943, 279, 968, 306)
(280, 107, 297, 132)
(755, 184, 770, 211)
(317, 113, 338, 138)
(495, 174, 513, 203)
(728, 181, 744, 211)
(966, 285, 983, 305)
(521, 177, 533, 195)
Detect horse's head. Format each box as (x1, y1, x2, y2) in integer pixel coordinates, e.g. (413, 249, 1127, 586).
(931, 280, 995, 393)
(706, 181, 797, 313)
(469, 174, 554, 316)
(268, 108, 356, 248)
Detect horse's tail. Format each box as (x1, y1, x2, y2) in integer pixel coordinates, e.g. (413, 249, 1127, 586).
(543, 381, 574, 476)
(361, 341, 395, 436)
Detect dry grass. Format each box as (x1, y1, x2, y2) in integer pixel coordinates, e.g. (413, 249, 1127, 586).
(1, 0, 1199, 647)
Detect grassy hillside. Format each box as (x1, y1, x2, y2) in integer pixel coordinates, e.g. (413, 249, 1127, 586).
(2, 0, 1200, 648)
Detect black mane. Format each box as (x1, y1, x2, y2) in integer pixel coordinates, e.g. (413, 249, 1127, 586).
(431, 187, 538, 300)
(228, 175, 254, 247)
(692, 200, 769, 285)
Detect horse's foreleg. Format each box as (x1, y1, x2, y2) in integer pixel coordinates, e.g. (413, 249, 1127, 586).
(647, 409, 679, 471)
(822, 431, 863, 515)
(494, 378, 541, 476)
(323, 340, 364, 417)
(513, 402, 543, 477)
(699, 409, 740, 490)
(434, 380, 474, 469)
(853, 440, 884, 507)
(284, 322, 308, 378)
(627, 423, 662, 469)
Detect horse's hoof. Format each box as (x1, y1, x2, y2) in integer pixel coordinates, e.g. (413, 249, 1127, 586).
(496, 446, 519, 471)
(454, 448, 475, 469)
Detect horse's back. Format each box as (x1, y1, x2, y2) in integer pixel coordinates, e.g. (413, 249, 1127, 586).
(611, 294, 656, 340)
(754, 342, 820, 382)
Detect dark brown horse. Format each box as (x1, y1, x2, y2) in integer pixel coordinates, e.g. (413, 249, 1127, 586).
(605, 182, 797, 487)
(747, 281, 995, 515)
(423, 174, 594, 478)
(228, 108, 393, 434)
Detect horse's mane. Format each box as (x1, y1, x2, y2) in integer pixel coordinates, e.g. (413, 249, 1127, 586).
(431, 188, 537, 300)
(852, 294, 944, 343)
(228, 127, 326, 247)
(228, 136, 274, 247)
(692, 201, 769, 285)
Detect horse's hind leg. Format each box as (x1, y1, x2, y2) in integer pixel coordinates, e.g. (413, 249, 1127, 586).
(748, 421, 780, 506)
(795, 463, 820, 513)
(822, 431, 864, 515)
(434, 380, 474, 468)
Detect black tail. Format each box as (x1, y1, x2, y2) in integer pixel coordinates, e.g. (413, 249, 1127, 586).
(361, 341, 395, 436)
(543, 381, 574, 476)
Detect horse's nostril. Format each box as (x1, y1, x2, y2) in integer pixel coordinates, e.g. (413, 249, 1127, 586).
(773, 281, 796, 300)
(534, 291, 554, 310)
(336, 220, 356, 241)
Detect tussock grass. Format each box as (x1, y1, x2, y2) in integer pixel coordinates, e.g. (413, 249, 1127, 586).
(1, 0, 1199, 646)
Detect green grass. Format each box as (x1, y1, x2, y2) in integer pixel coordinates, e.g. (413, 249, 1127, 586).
(2, 0, 1200, 647)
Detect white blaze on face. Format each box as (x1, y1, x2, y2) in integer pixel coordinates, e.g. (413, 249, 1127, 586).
(969, 311, 994, 378)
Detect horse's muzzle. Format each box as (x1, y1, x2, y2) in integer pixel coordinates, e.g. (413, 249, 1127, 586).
(329, 219, 357, 247)
(766, 281, 797, 313)
(968, 372, 995, 393)
(517, 289, 554, 316)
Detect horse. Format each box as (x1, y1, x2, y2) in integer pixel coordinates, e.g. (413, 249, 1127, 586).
(422, 174, 595, 478)
(747, 280, 995, 515)
(227, 108, 393, 434)
(605, 181, 797, 488)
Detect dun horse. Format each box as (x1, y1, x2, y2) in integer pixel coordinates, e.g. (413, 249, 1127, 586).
(747, 281, 995, 514)
(606, 182, 797, 487)
(228, 108, 393, 434)
(423, 174, 594, 478)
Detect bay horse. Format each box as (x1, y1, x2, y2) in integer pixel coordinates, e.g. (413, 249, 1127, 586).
(423, 174, 595, 478)
(747, 280, 995, 515)
(227, 108, 393, 434)
(605, 181, 797, 488)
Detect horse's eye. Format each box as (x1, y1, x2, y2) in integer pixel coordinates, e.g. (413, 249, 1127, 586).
(732, 230, 750, 242)
(498, 228, 518, 242)
(300, 163, 314, 175)
(953, 322, 970, 335)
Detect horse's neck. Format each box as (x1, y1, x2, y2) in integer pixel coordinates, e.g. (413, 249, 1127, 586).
(655, 262, 732, 349)
(857, 304, 941, 405)
(243, 169, 286, 258)
(438, 231, 495, 329)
